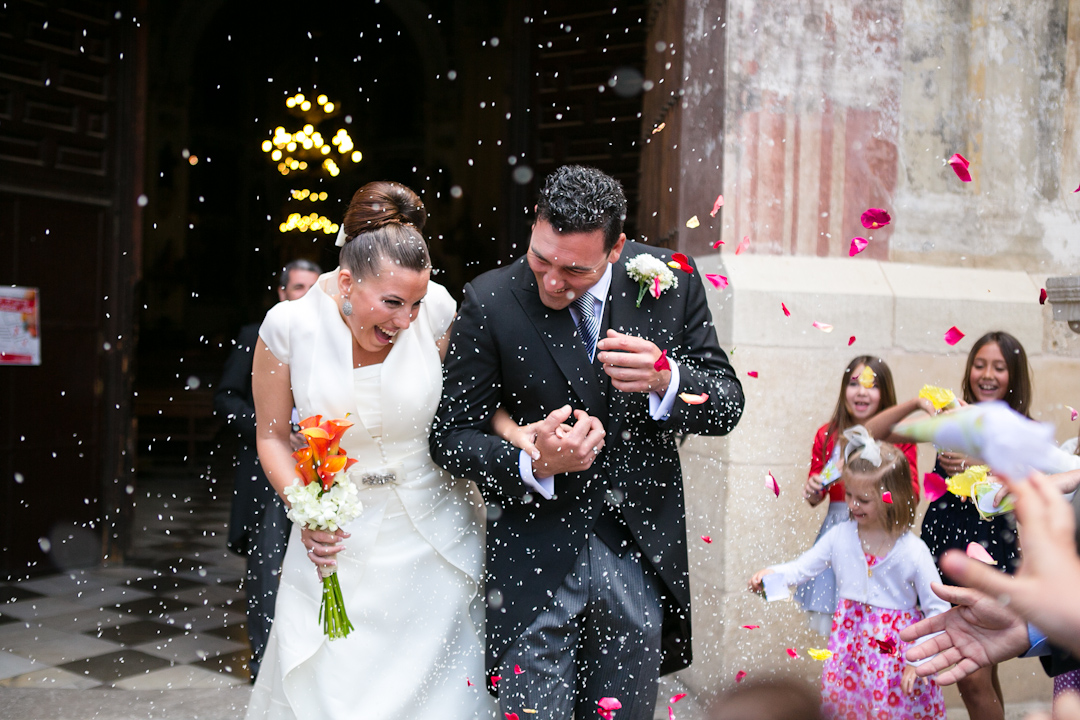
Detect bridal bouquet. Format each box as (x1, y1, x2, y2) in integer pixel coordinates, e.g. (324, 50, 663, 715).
(283, 415, 363, 640)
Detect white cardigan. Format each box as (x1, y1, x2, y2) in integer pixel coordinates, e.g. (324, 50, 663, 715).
(770, 521, 949, 656)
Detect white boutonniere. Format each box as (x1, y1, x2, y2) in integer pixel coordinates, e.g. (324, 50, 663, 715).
(626, 253, 678, 307)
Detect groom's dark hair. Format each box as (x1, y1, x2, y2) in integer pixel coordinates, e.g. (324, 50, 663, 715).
(536, 165, 627, 252)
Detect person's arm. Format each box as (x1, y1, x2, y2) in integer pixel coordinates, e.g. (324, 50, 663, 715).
(804, 429, 829, 507)
(753, 523, 839, 590)
(863, 397, 934, 444)
(214, 328, 258, 443)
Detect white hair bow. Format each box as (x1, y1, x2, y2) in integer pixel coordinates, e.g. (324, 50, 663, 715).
(335, 226, 348, 247)
(843, 425, 882, 467)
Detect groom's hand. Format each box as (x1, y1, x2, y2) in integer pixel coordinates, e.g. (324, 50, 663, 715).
(531, 405, 606, 477)
(596, 330, 671, 393)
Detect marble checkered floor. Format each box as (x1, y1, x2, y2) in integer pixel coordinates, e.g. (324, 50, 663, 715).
(0, 468, 253, 691)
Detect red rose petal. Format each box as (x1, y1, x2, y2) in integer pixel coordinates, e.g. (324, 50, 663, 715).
(786, 648, 799, 659)
(491, 675, 502, 686)
(923, 472, 947, 503)
(710, 194, 724, 217)
(1074, 183, 1080, 193)
(782, 302, 790, 317)
(747, 371, 758, 378)
(860, 208, 892, 229)
(948, 153, 972, 182)
(876, 638, 897, 655)
(1040, 288, 1048, 305)
(514, 664, 524, 675)
(671, 693, 687, 704)
(712, 238, 724, 249)
(944, 326, 965, 345)
(740, 624, 760, 630)
(848, 336, 856, 346)
(705, 274, 728, 289)
(701, 535, 712, 544)
(506, 714, 520, 720)
(849, 236, 869, 257)
(766, 472, 780, 497)
(735, 670, 747, 683)
(467, 677, 474, 686)
(668, 706, 675, 720)
(670, 252, 693, 273)
(735, 236, 750, 255)
(654, 349, 671, 372)
(882, 491, 893, 504)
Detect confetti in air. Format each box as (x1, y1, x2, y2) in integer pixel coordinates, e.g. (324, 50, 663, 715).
(679, 392, 709, 405)
(848, 336, 856, 346)
(1069, 406, 1078, 421)
(685, 216, 700, 229)
(747, 371, 758, 378)
(735, 670, 747, 683)
(849, 236, 869, 257)
(735, 236, 751, 255)
(782, 303, 790, 317)
(812, 321, 833, 333)
(860, 208, 891, 229)
(710, 194, 724, 217)
(705, 274, 728, 290)
(966, 542, 997, 565)
(765, 472, 779, 497)
(1040, 288, 1048, 305)
(944, 326, 965, 345)
(671, 694, 687, 704)
(923, 472, 948, 503)
(786, 648, 799, 659)
(882, 491, 893, 504)
(701, 535, 713, 544)
(948, 153, 972, 182)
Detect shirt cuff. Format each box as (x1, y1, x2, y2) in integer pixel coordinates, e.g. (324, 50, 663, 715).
(518, 448, 554, 500)
(648, 361, 681, 420)
(1021, 623, 1050, 658)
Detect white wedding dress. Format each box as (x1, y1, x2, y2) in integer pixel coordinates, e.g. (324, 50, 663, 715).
(246, 270, 497, 720)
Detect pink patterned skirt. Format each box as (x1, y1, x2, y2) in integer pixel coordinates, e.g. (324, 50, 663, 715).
(821, 564, 945, 719)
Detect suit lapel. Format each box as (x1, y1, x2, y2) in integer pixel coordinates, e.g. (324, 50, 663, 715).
(510, 274, 606, 414)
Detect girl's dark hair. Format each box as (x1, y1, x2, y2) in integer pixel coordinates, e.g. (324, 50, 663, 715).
(844, 442, 916, 532)
(961, 331, 1031, 418)
(825, 356, 898, 441)
(338, 181, 431, 279)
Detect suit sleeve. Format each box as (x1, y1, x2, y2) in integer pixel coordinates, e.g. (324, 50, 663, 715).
(429, 281, 525, 501)
(659, 256, 744, 436)
(214, 326, 258, 444)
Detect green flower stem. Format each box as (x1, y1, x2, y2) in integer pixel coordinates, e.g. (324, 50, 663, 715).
(319, 572, 354, 640)
(635, 282, 648, 308)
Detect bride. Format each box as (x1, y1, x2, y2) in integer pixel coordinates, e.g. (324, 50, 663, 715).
(246, 181, 503, 719)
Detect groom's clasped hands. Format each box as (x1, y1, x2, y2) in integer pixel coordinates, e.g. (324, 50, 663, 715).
(596, 329, 672, 394)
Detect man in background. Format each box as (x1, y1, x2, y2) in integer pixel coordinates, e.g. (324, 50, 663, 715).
(215, 258, 320, 679)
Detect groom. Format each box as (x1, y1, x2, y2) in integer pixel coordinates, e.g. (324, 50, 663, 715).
(430, 165, 743, 720)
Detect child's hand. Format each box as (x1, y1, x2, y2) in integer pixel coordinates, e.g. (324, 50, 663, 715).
(993, 484, 1011, 508)
(803, 475, 826, 506)
(901, 664, 919, 695)
(748, 568, 774, 592)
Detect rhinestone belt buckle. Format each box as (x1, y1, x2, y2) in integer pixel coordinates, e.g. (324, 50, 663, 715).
(359, 469, 398, 486)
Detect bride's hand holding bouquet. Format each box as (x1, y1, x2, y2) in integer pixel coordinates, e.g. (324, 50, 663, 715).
(284, 415, 364, 640)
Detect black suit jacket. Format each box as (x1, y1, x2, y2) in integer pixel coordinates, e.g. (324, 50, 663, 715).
(214, 323, 277, 555)
(430, 241, 744, 676)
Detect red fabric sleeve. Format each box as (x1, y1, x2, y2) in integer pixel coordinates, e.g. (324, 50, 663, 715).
(897, 441, 920, 498)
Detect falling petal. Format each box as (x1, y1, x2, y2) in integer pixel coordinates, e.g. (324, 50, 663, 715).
(1074, 183, 1080, 193)
(467, 678, 474, 686)
(919, 385, 958, 411)
(858, 366, 876, 389)
(860, 208, 891, 229)
(1069, 406, 1078, 421)
(598, 697, 622, 720)
(747, 371, 758, 378)
(882, 491, 893, 504)
(966, 542, 997, 565)
(654, 349, 671, 372)
(782, 302, 790, 317)
(705, 274, 728, 289)
(668, 706, 675, 720)
(948, 153, 972, 182)
(668, 252, 694, 273)
(652, 276, 662, 299)
(740, 624, 760, 630)
(849, 236, 869, 257)
(712, 238, 724, 249)
(874, 637, 898, 655)
(944, 326, 965, 345)
(848, 336, 856, 346)
(812, 321, 834, 333)
(685, 215, 700, 229)
(1040, 288, 1048, 305)
(765, 472, 780, 497)
(506, 714, 520, 720)
(735, 236, 750, 255)
(735, 670, 747, 683)
(491, 675, 502, 686)
(671, 694, 687, 704)
(710, 194, 724, 217)
(701, 535, 712, 544)
(786, 648, 799, 659)
(924, 472, 948, 503)
(652, 122, 666, 134)
(807, 648, 833, 661)
(514, 664, 524, 675)
(679, 392, 709, 405)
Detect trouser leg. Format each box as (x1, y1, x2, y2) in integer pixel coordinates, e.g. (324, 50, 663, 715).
(245, 497, 289, 677)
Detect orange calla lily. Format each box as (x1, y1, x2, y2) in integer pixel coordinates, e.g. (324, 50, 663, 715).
(292, 446, 319, 486)
(299, 415, 323, 430)
(293, 415, 357, 492)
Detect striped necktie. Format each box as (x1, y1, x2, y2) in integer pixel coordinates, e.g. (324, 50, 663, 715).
(573, 291, 599, 361)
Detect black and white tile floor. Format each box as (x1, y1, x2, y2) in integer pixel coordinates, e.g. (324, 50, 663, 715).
(0, 469, 252, 692)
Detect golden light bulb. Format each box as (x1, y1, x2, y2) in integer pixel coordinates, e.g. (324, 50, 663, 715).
(271, 149, 282, 161)
(296, 93, 305, 102)
(285, 98, 296, 108)
(275, 126, 285, 135)
(321, 145, 330, 155)
(324, 102, 334, 113)
(303, 124, 314, 135)
(261, 140, 272, 152)
(286, 142, 297, 152)
(299, 161, 308, 169)
(301, 101, 311, 111)
(317, 94, 328, 105)
(352, 151, 362, 163)
(319, 192, 328, 200)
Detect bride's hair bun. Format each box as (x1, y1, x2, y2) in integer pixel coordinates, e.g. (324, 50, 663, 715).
(339, 181, 431, 279)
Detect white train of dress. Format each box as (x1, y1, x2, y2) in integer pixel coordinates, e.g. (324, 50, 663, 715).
(245, 271, 497, 720)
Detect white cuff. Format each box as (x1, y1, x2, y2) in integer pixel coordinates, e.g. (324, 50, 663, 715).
(649, 361, 681, 420)
(518, 448, 554, 499)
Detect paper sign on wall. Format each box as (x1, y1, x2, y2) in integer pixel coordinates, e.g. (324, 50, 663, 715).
(0, 287, 41, 366)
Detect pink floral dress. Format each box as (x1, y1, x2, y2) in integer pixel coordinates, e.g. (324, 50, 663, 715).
(820, 554, 945, 720)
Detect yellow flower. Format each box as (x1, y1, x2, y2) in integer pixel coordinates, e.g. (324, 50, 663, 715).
(919, 384, 957, 411)
(946, 465, 989, 498)
(858, 366, 876, 389)
(807, 648, 833, 661)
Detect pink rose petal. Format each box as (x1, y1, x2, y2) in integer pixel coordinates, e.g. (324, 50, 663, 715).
(848, 336, 856, 346)
(671, 694, 687, 704)
(1069, 405, 1078, 421)
(765, 472, 779, 497)
(786, 648, 799, 659)
(782, 302, 790, 316)
(679, 392, 709, 405)
(944, 326, 965, 345)
(491, 675, 502, 687)
(948, 153, 972, 182)
(710, 194, 724, 217)
(741, 624, 760, 630)
(705, 274, 728, 289)
(506, 714, 520, 720)
(882, 491, 893, 504)
(598, 697, 622, 717)
(860, 208, 892, 229)
(1040, 288, 1048, 305)
(701, 535, 712, 544)
(735, 236, 750, 255)
(849, 236, 869, 257)
(747, 371, 758, 378)
(712, 238, 724, 249)
(514, 664, 524, 675)
(923, 472, 948, 503)
(652, 276, 662, 299)
(1074, 183, 1080, 193)
(668, 706, 675, 720)
(813, 321, 834, 333)
(735, 670, 747, 683)
(654, 349, 671, 372)
(966, 542, 997, 565)
(467, 677, 474, 686)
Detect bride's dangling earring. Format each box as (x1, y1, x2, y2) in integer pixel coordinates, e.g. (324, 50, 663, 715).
(342, 298, 353, 316)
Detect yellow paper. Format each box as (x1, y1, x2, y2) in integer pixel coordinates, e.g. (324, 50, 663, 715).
(858, 366, 876, 389)
(807, 648, 833, 661)
(919, 384, 957, 411)
(946, 464, 988, 499)
(685, 215, 700, 229)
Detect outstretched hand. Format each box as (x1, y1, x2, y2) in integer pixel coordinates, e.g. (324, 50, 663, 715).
(530, 405, 606, 477)
(899, 583, 1028, 684)
(596, 330, 671, 394)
